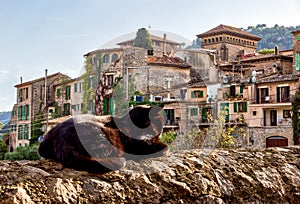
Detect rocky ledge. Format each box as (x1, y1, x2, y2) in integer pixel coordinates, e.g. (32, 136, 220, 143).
(1, 147, 300, 204)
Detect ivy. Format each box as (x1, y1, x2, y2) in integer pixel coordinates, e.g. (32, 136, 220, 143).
(292, 91, 300, 145)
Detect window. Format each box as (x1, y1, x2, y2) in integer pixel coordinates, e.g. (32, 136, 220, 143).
(74, 83, 78, 93)
(283, 110, 291, 118)
(190, 108, 198, 116)
(163, 109, 175, 125)
(253, 111, 257, 116)
(220, 43, 228, 61)
(25, 87, 29, 99)
(103, 54, 110, 63)
(24, 124, 29, 140)
(18, 125, 23, 140)
(191, 90, 204, 98)
(220, 102, 229, 122)
(230, 85, 236, 97)
(106, 75, 114, 87)
(56, 88, 61, 98)
(256, 88, 269, 103)
(112, 54, 119, 62)
(277, 86, 290, 102)
(65, 86, 71, 100)
(63, 103, 71, 116)
(234, 102, 247, 112)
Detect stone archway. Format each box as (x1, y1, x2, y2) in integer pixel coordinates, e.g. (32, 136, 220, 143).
(266, 136, 288, 148)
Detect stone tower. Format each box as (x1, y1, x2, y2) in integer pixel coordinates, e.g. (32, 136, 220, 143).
(196, 24, 261, 63)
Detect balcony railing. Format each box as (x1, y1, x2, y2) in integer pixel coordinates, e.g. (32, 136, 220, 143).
(251, 95, 291, 104)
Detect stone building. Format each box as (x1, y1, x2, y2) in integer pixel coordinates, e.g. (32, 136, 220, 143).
(9, 71, 69, 150)
(196, 24, 261, 63)
(292, 29, 300, 72)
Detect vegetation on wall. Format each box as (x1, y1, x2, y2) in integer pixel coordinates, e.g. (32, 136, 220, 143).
(292, 91, 300, 145)
(30, 102, 44, 145)
(82, 56, 95, 114)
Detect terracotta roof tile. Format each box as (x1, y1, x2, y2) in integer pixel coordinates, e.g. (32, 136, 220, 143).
(196, 24, 261, 41)
(147, 55, 191, 68)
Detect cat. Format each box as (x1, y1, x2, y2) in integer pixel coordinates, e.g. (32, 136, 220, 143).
(38, 105, 168, 173)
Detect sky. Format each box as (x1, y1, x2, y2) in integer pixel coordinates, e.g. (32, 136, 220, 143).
(0, 0, 299, 111)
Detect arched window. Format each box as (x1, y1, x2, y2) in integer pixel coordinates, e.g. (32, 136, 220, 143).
(112, 53, 119, 62)
(103, 54, 110, 63)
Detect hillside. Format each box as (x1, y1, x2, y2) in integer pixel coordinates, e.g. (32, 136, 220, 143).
(243, 24, 300, 51)
(0, 112, 11, 125)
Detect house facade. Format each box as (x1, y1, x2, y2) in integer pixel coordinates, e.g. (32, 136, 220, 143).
(9, 71, 69, 150)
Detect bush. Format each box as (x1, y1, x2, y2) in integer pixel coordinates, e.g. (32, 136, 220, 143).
(4, 144, 40, 161)
(0, 140, 8, 160)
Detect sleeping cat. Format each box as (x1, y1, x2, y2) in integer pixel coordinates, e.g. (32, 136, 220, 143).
(38, 105, 168, 173)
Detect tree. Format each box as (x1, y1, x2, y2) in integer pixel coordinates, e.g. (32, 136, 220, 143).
(292, 91, 300, 145)
(0, 140, 8, 160)
(82, 56, 95, 114)
(133, 28, 153, 55)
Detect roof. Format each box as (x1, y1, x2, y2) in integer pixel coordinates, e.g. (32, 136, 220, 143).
(196, 24, 261, 41)
(291, 29, 300, 34)
(256, 74, 299, 84)
(240, 54, 293, 63)
(147, 55, 191, 68)
(84, 47, 124, 57)
(117, 34, 181, 46)
(15, 72, 70, 88)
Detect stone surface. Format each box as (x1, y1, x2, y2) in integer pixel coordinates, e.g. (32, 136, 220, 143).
(1, 147, 300, 203)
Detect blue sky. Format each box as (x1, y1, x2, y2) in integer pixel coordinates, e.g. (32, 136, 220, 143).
(0, 0, 299, 111)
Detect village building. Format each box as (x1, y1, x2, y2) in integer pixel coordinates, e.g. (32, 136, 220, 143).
(9, 71, 70, 150)
(196, 24, 299, 148)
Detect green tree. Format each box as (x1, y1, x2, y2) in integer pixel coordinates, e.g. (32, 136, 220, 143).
(292, 91, 300, 145)
(4, 144, 40, 160)
(0, 140, 8, 160)
(133, 28, 153, 55)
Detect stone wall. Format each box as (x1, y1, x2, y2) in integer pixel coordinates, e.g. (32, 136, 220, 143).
(1, 147, 300, 203)
(249, 127, 293, 148)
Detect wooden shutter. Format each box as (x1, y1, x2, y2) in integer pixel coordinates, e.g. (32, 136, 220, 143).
(191, 91, 195, 98)
(22, 105, 26, 120)
(202, 108, 207, 122)
(109, 98, 114, 116)
(17, 106, 21, 121)
(103, 98, 108, 115)
(234, 102, 238, 112)
(200, 90, 204, 98)
(243, 102, 247, 112)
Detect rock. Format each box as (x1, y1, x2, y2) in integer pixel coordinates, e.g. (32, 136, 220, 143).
(0, 147, 300, 203)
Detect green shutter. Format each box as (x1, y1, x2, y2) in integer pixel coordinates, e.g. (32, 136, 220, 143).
(57, 88, 61, 98)
(191, 91, 195, 98)
(18, 125, 22, 140)
(109, 98, 114, 116)
(65, 86, 70, 100)
(200, 90, 204, 98)
(202, 108, 207, 121)
(22, 105, 26, 120)
(74, 83, 78, 93)
(240, 85, 244, 94)
(17, 106, 21, 121)
(243, 102, 247, 112)
(234, 102, 238, 112)
(103, 98, 108, 115)
(296, 53, 300, 71)
(17, 89, 21, 102)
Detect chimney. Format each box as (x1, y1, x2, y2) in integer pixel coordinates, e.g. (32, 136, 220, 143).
(275, 45, 279, 55)
(44, 69, 48, 107)
(20, 77, 23, 84)
(163, 33, 167, 56)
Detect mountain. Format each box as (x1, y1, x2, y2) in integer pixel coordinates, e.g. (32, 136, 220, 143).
(0, 112, 11, 125)
(243, 24, 300, 51)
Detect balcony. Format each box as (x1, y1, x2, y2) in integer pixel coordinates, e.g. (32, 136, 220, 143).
(251, 95, 291, 105)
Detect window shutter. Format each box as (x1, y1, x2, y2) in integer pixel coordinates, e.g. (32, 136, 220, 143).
(243, 102, 247, 112)
(103, 98, 108, 115)
(74, 83, 77, 93)
(256, 88, 259, 104)
(17, 106, 21, 121)
(22, 105, 26, 121)
(57, 88, 61, 98)
(200, 90, 204, 98)
(202, 108, 207, 121)
(234, 102, 238, 112)
(277, 87, 280, 102)
(287, 86, 290, 101)
(109, 98, 114, 116)
(240, 85, 244, 94)
(191, 91, 195, 98)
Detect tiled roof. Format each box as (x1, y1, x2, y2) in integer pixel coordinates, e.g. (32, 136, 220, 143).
(196, 24, 261, 41)
(256, 74, 299, 84)
(147, 55, 191, 68)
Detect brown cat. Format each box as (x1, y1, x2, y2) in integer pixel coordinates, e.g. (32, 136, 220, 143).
(38, 105, 168, 173)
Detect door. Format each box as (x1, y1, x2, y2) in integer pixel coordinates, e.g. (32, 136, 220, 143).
(266, 136, 288, 147)
(270, 110, 277, 126)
